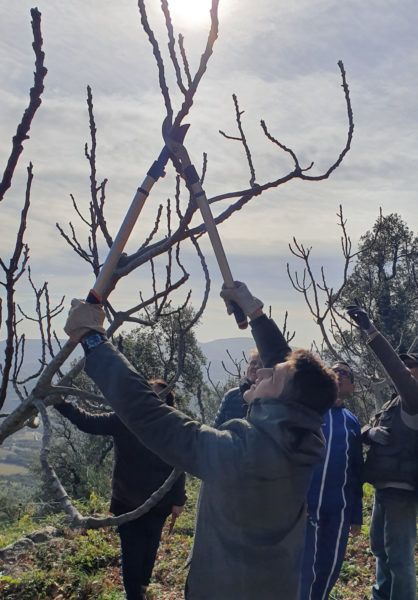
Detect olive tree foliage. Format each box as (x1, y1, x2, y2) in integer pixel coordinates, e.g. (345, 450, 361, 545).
(120, 306, 207, 412)
(42, 368, 112, 504)
(288, 208, 418, 423)
(337, 213, 418, 349)
(0, 2, 354, 528)
(38, 412, 114, 504)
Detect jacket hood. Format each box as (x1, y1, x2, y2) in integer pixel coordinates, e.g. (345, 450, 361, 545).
(247, 396, 325, 467)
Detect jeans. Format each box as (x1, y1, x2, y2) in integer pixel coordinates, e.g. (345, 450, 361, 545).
(117, 510, 168, 600)
(370, 487, 417, 600)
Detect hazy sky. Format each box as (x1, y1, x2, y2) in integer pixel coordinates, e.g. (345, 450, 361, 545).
(1, 0, 417, 347)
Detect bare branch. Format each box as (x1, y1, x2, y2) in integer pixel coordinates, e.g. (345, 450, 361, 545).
(138, 0, 173, 121)
(160, 0, 187, 94)
(0, 9, 47, 202)
(219, 94, 257, 187)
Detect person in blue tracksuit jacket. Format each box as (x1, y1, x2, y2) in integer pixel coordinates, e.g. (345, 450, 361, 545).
(300, 361, 363, 600)
(213, 350, 262, 428)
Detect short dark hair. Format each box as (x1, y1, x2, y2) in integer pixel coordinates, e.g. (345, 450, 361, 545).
(331, 360, 354, 383)
(281, 349, 338, 414)
(148, 378, 175, 407)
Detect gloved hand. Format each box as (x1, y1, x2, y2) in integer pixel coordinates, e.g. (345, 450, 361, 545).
(346, 303, 372, 331)
(367, 425, 390, 445)
(64, 298, 106, 342)
(220, 281, 263, 318)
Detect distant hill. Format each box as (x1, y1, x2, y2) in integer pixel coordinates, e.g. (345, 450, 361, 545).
(0, 337, 255, 412)
(198, 337, 255, 384)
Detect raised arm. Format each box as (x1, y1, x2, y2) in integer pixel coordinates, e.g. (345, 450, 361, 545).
(346, 304, 418, 416)
(220, 281, 291, 367)
(54, 400, 120, 435)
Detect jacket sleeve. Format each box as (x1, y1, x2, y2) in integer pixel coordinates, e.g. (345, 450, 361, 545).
(85, 341, 247, 483)
(368, 332, 418, 415)
(54, 400, 119, 435)
(349, 417, 363, 525)
(249, 314, 291, 368)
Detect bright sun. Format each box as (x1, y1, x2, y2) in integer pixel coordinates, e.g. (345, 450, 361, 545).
(169, 0, 213, 25)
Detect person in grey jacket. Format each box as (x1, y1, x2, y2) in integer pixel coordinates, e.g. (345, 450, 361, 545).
(64, 282, 338, 600)
(346, 304, 418, 600)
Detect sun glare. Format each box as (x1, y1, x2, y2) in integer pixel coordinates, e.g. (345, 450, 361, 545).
(169, 0, 213, 26)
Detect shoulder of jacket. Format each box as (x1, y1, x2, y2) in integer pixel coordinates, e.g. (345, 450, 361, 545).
(342, 407, 360, 422)
(224, 386, 240, 399)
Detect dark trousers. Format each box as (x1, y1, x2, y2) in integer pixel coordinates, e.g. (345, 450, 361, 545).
(300, 513, 350, 600)
(117, 510, 168, 600)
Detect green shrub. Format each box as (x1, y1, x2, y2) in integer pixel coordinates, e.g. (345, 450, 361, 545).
(68, 529, 120, 573)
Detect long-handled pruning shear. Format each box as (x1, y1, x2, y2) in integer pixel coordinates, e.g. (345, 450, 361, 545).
(86, 119, 189, 305)
(164, 126, 248, 330)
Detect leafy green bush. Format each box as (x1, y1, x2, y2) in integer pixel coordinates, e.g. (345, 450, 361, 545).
(0, 569, 60, 600)
(68, 529, 120, 573)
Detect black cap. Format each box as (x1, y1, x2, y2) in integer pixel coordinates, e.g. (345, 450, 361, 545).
(399, 352, 418, 365)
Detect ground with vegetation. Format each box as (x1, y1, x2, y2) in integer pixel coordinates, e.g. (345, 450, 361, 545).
(2, 478, 414, 600)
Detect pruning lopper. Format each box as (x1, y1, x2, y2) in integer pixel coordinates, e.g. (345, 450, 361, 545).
(86, 119, 189, 305)
(163, 125, 248, 330)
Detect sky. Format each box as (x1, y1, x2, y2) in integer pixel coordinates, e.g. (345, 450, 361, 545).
(1, 0, 417, 348)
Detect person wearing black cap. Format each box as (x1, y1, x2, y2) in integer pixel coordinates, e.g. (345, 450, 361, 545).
(346, 304, 418, 600)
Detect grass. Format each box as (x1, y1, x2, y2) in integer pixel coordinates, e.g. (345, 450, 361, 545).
(0, 478, 416, 599)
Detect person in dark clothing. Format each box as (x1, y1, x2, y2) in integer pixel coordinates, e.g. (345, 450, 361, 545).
(63, 282, 338, 600)
(300, 361, 363, 600)
(346, 304, 418, 600)
(55, 379, 186, 600)
(213, 349, 262, 427)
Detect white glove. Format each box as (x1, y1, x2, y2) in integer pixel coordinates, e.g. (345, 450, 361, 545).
(220, 281, 263, 318)
(64, 298, 106, 342)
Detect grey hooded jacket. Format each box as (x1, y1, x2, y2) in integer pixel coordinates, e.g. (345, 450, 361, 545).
(84, 315, 325, 600)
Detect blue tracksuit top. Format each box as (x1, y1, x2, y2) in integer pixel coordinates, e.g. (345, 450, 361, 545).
(306, 405, 363, 525)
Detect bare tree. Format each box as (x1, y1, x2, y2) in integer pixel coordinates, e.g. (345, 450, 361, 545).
(1, 1, 354, 527)
(286, 207, 418, 422)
